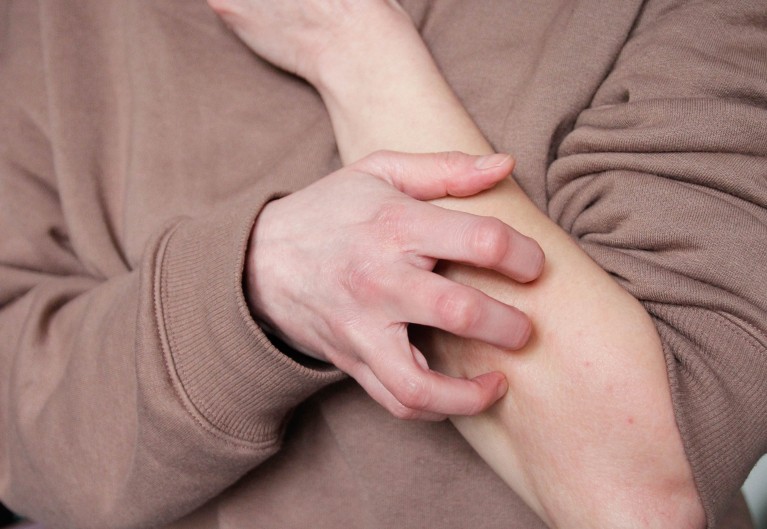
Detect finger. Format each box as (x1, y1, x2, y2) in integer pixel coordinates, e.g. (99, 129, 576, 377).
(385, 269, 532, 350)
(402, 201, 544, 283)
(355, 150, 515, 200)
(359, 334, 509, 416)
(350, 363, 447, 422)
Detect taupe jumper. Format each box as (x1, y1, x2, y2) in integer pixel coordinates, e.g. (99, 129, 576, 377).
(1, 1, 765, 528)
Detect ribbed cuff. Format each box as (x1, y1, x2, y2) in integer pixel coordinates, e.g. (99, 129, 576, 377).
(155, 192, 344, 444)
(650, 303, 767, 528)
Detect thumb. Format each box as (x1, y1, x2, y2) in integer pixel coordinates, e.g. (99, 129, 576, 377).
(354, 150, 515, 200)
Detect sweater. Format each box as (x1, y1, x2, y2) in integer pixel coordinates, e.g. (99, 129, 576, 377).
(1, 0, 765, 528)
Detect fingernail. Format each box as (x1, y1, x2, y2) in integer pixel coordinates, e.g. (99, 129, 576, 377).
(474, 153, 512, 170)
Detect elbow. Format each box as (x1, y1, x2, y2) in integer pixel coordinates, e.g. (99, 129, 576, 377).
(538, 463, 706, 529)
(588, 480, 706, 529)
(650, 485, 706, 529)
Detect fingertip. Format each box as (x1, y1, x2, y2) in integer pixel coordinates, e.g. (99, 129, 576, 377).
(468, 372, 508, 413)
(493, 372, 509, 400)
(528, 245, 546, 283)
(508, 311, 533, 350)
(512, 235, 546, 283)
(475, 154, 513, 182)
(475, 371, 508, 400)
(444, 154, 514, 197)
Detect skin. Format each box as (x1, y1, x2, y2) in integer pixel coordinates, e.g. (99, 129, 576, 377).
(209, 1, 706, 528)
(247, 151, 544, 420)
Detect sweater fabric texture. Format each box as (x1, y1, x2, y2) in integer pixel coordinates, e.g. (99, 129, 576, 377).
(1, 1, 766, 528)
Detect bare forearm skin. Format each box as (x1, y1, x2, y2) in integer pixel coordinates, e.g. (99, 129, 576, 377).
(314, 12, 704, 529)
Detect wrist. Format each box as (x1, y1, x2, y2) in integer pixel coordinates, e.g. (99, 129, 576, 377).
(310, 9, 429, 97)
(312, 24, 490, 161)
(244, 200, 280, 331)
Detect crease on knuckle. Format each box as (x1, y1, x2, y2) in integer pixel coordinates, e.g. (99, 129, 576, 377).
(338, 259, 380, 301)
(371, 202, 410, 249)
(437, 151, 468, 193)
(469, 218, 509, 268)
(435, 288, 480, 335)
(437, 151, 466, 173)
(325, 309, 364, 345)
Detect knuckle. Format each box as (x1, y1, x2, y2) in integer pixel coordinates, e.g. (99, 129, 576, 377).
(393, 375, 430, 411)
(435, 288, 480, 334)
(338, 260, 381, 300)
(371, 202, 411, 249)
(437, 151, 467, 174)
(325, 309, 363, 343)
(468, 218, 509, 267)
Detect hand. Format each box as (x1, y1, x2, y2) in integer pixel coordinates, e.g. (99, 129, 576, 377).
(246, 151, 544, 420)
(207, 0, 413, 85)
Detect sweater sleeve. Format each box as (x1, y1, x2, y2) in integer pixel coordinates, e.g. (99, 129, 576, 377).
(0, 4, 342, 529)
(546, 1, 767, 526)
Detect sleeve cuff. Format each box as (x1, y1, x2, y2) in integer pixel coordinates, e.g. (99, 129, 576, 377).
(154, 191, 345, 444)
(649, 304, 767, 528)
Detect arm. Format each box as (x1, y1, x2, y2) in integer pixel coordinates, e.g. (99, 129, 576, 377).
(245, 150, 545, 421)
(208, 1, 732, 527)
(0, 3, 346, 527)
(313, 15, 703, 529)
(319, 6, 767, 523)
(0, 3, 544, 525)
(211, 1, 553, 422)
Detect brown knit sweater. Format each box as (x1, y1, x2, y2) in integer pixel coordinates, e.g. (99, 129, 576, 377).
(1, 1, 765, 528)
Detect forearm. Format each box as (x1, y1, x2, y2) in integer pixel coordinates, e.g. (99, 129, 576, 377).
(313, 9, 490, 161)
(315, 17, 702, 529)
